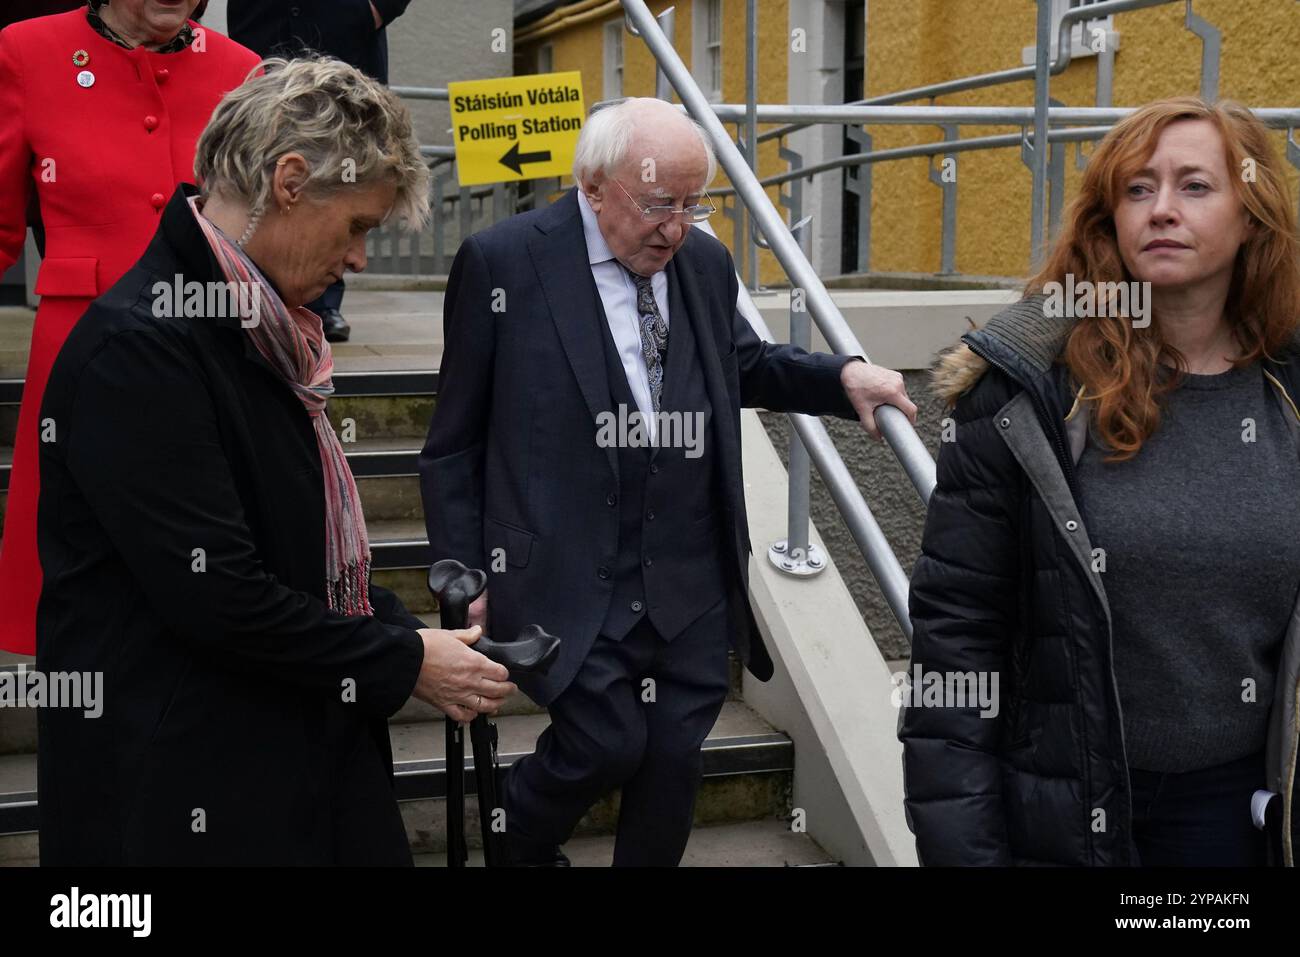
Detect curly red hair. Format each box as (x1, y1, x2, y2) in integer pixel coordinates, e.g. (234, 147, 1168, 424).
(1026, 97, 1300, 461)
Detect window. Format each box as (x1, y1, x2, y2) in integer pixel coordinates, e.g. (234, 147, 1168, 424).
(1021, 0, 1118, 65)
(604, 20, 624, 98)
(692, 0, 723, 102)
(537, 44, 553, 75)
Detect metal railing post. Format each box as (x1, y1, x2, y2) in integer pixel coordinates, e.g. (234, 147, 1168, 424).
(1184, 1, 1221, 103)
(1029, 0, 1053, 266)
(431, 168, 449, 274)
(711, 221, 911, 633)
(655, 6, 675, 102)
(458, 186, 473, 254)
(770, 141, 823, 577)
(1288, 129, 1300, 221)
(745, 0, 759, 292)
(926, 124, 958, 275)
(1048, 99, 1066, 241)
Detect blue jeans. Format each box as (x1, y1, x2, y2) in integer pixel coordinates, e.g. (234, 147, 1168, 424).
(1129, 750, 1267, 866)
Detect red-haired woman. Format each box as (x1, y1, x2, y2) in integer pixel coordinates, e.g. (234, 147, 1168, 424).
(0, 2, 258, 655)
(899, 97, 1300, 866)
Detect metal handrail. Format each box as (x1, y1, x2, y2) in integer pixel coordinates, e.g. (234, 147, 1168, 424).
(715, 223, 914, 639)
(756, 0, 1178, 144)
(621, 0, 933, 638)
(389, 86, 449, 101)
(621, 1, 935, 496)
(703, 104, 1300, 127)
(706, 125, 1114, 198)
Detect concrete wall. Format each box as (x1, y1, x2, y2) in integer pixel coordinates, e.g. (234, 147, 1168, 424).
(515, 0, 1299, 282)
(388, 0, 516, 149)
(867, 0, 1300, 277)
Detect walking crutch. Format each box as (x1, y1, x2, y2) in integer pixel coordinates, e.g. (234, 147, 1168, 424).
(427, 559, 560, 867)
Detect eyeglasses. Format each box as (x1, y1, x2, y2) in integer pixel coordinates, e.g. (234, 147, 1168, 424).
(611, 178, 715, 224)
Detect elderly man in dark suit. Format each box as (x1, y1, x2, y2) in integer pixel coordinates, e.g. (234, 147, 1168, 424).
(419, 96, 916, 866)
(226, 0, 413, 343)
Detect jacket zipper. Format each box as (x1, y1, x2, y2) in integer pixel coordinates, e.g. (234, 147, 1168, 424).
(1264, 364, 1300, 866)
(962, 338, 1082, 500)
(963, 336, 1134, 864)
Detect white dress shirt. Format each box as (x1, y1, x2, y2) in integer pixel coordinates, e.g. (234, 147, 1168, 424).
(577, 188, 671, 443)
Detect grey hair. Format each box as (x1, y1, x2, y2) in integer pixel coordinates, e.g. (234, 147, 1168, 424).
(572, 97, 717, 186)
(195, 57, 431, 232)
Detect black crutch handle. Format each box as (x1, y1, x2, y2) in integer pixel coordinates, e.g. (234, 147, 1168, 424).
(470, 624, 560, 676)
(427, 559, 487, 630)
(426, 560, 560, 677)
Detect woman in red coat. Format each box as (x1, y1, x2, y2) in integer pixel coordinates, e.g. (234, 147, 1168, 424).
(0, 2, 259, 654)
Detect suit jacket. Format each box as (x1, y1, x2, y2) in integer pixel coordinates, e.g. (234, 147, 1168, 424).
(36, 183, 425, 864)
(419, 188, 860, 705)
(226, 0, 411, 83)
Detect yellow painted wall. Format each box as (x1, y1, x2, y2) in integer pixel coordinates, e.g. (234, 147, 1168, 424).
(518, 0, 1299, 281)
(868, 0, 1300, 278)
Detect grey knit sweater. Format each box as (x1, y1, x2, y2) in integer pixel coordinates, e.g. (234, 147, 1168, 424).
(1075, 361, 1300, 772)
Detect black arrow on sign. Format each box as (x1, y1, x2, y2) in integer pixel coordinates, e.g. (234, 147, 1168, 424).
(499, 141, 552, 175)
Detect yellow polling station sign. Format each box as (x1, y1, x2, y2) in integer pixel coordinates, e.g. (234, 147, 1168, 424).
(448, 71, 585, 187)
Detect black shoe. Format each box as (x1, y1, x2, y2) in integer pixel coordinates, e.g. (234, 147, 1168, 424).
(320, 307, 351, 343)
(504, 835, 571, 867)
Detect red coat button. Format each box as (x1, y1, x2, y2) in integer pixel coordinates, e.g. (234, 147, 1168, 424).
(151, 193, 166, 209)
(144, 115, 159, 132)
(155, 68, 169, 83)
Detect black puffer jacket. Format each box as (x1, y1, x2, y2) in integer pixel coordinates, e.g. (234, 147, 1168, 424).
(898, 296, 1300, 866)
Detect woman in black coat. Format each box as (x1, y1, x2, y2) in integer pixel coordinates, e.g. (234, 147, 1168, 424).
(35, 57, 515, 865)
(899, 97, 1300, 866)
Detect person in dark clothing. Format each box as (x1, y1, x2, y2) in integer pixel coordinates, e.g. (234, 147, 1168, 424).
(0, 1, 102, 32)
(420, 96, 917, 866)
(226, 0, 415, 343)
(900, 97, 1300, 867)
(35, 57, 513, 865)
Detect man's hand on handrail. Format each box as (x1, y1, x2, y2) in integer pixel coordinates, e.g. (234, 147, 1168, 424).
(841, 359, 918, 442)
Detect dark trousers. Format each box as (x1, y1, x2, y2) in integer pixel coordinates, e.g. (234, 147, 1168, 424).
(309, 277, 345, 315)
(1129, 750, 1267, 866)
(503, 599, 731, 866)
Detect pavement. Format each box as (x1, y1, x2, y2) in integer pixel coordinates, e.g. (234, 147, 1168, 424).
(0, 289, 449, 380)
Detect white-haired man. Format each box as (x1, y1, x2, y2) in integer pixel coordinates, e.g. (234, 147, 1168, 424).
(419, 97, 916, 866)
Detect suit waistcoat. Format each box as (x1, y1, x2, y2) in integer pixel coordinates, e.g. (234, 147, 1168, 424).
(596, 259, 726, 641)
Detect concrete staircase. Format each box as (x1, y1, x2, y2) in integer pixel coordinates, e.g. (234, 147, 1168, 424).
(0, 310, 834, 866)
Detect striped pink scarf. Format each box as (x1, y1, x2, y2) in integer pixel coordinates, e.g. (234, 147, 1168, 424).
(188, 196, 373, 617)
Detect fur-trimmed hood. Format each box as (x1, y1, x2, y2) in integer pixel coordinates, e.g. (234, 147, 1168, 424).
(931, 294, 1066, 406)
(933, 293, 1300, 414)
(931, 339, 993, 407)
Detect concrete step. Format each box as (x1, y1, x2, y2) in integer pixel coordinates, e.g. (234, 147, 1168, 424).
(0, 646, 743, 756)
(373, 567, 435, 613)
(414, 819, 836, 867)
(0, 820, 831, 869)
(356, 473, 423, 524)
(0, 699, 793, 863)
(325, 394, 434, 443)
(0, 369, 437, 490)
